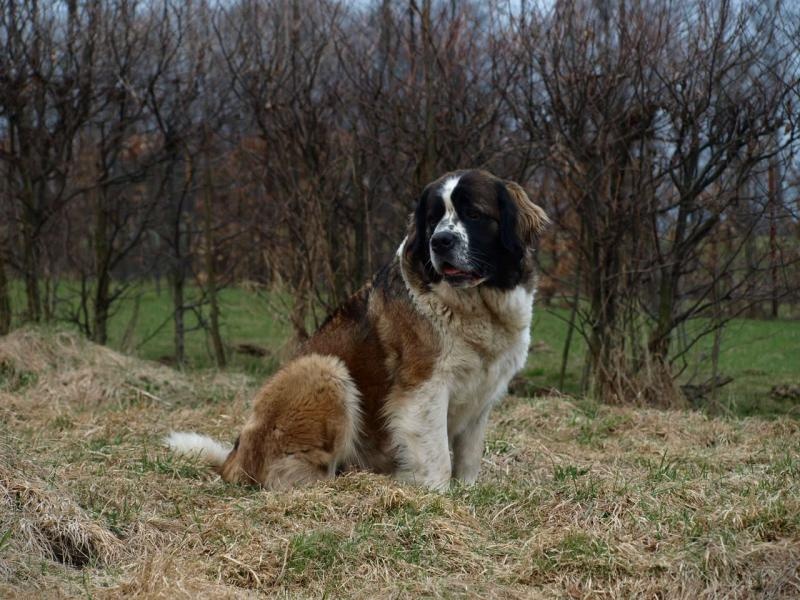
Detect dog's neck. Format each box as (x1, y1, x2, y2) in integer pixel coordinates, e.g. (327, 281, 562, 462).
(398, 242, 535, 335)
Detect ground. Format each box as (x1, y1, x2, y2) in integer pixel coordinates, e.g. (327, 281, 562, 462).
(1, 329, 798, 598)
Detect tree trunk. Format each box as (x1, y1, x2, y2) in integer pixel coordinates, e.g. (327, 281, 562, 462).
(21, 194, 42, 323)
(768, 157, 779, 319)
(741, 178, 760, 319)
(584, 223, 624, 402)
(0, 154, 12, 334)
(167, 156, 188, 368)
(42, 275, 56, 322)
(92, 272, 111, 345)
(92, 188, 110, 345)
(648, 194, 690, 364)
(202, 140, 226, 368)
(558, 225, 583, 391)
(0, 243, 11, 335)
(352, 164, 368, 286)
(710, 236, 723, 408)
(172, 270, 185, 368)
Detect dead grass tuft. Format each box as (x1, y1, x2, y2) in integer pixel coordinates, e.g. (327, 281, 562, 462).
(0, 328, 247, 421)
(0, 442, 122, 573)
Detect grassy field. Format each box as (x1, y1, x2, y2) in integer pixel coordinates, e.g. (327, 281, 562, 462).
(8, 282, 293, 375)
(1, 329, 799, 597)
(10, 281, 800, 417)
(9, 284, 800, 417)
(527, 308, 800, 419)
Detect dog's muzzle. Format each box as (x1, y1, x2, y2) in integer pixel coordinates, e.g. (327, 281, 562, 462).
(430, 231, 485, 287)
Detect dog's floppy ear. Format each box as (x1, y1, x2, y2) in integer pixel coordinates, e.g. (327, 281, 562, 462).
(500, 180, 549, 249)
(406, 186, 430, 258)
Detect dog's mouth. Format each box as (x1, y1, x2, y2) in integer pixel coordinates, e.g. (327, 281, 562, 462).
(440, 263, 485, 286)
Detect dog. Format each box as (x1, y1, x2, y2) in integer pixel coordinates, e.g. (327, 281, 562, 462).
(166, 169, 548, 490)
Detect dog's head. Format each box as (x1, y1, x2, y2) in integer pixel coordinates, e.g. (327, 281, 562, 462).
(405, 170, 549, 290)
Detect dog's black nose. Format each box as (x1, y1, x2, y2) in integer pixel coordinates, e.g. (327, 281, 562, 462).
(431, 231, 456, 253)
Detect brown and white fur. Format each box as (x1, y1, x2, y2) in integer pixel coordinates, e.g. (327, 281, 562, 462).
(166, 169, 548, 491)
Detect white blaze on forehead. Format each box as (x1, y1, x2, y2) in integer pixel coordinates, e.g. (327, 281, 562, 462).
(440, 176, 461, 221)
(431, 175, 470, 271)
(434, 175, 467, 239)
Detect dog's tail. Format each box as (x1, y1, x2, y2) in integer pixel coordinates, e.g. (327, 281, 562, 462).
(163, 431, 232, 468)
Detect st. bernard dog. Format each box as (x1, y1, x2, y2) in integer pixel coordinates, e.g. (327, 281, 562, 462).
(166, 169, 548, 490)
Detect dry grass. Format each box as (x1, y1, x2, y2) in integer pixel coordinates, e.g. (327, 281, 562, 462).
(0, 328, 798, 598)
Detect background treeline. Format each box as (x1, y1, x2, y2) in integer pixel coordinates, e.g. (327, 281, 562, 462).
(1, 0, 798, 404)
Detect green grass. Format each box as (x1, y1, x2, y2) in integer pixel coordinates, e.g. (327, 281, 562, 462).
(285, 530, 349, 578)
(7, 281, 800, 417)
(527, 306, 799, 417)
(680, 317, 800, 417)
(9, 280, 291, 375)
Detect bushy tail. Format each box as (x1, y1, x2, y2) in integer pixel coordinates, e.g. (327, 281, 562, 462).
(163, 431, 232, 467)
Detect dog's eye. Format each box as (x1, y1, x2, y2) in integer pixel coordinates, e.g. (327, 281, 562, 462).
(464, 208, 483, 220)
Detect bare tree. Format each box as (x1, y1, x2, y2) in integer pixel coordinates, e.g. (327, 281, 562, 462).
(510, 0, 797, 403)
(0, 0, 98, 322)
(1, 0, 796, 402)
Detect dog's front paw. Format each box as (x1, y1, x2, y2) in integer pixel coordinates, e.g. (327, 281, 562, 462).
(394, 467, 451, 492)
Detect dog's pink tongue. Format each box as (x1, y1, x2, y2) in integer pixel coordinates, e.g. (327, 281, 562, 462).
(444, 266, 468, 276)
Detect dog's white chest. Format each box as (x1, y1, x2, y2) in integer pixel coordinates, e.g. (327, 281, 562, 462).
(443, 330, 529, 439)
(428, 286, 534, 439)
